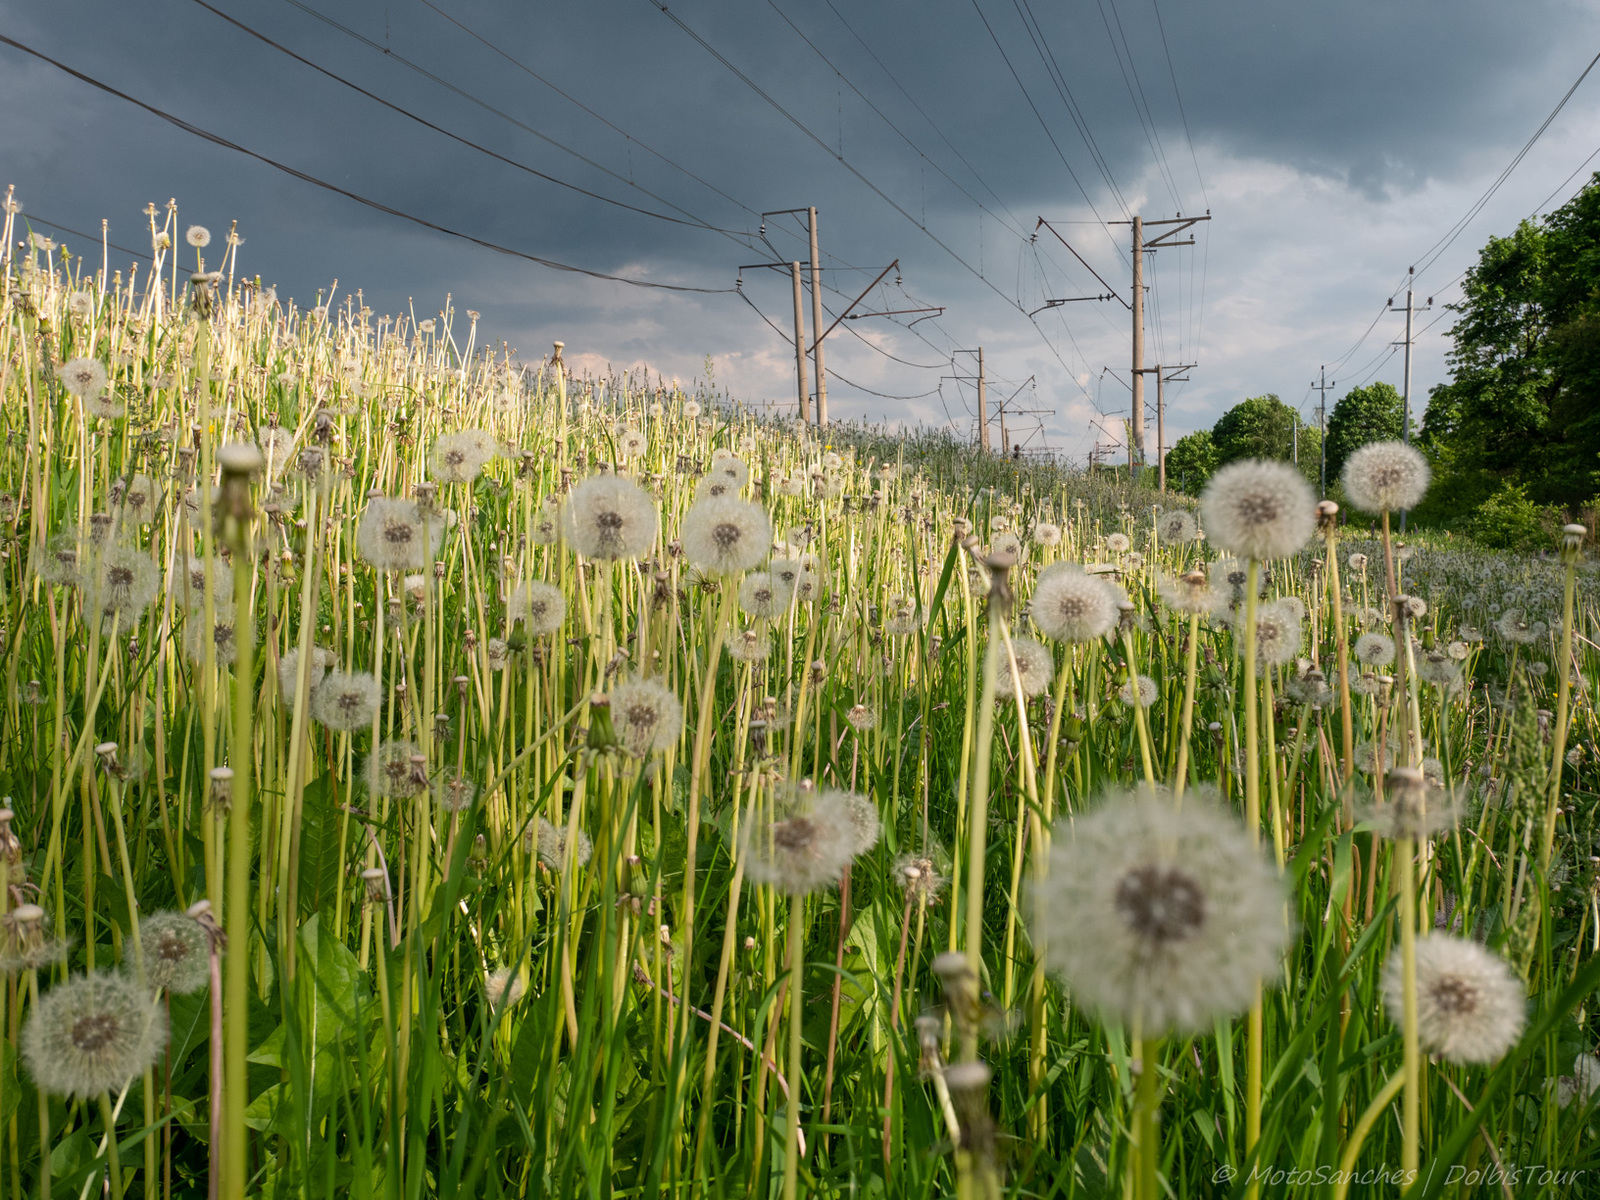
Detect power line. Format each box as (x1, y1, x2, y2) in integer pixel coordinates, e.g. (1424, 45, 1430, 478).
(0, 32, 735, 294)
(275, 0, 754, 241)
(1150, 0, 1208, 209)
(11, 213, 151, 263)
(1412, 47, 1600, 280)
(187, 0, 748, 240)
(415, 0, 759, 220)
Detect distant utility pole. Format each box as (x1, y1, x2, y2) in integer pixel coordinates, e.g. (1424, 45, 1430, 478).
(791, 263, 809, 422)
(950, 349, 990, 451)
(1388, 268, 1433, 530)
(1152, 363, 1195, 492)
(1111, 212, 1210, 472)
(1312, 366, 1336, 497)
(809, 207, 828, 426)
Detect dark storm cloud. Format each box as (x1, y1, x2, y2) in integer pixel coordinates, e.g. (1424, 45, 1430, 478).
(3, 0, 1596, 453)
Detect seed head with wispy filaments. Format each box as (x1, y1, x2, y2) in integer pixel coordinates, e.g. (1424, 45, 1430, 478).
(59, 357, 108, 399)
(311, 670, 381, 731)
(1342, 440, 1430, 514)
(1239, 599, 1302, 669)
(561, 474, 658, 561)
(356, 497, 442, 573)
(1383, 934, 1525, 1064)
(173, 555, 233, 611)
(1119, 674, 1158, 707)
(837, 790, 882, 858)
(743, 788, 860, 895)
(509, 580, 566, 637)
(606, 678, 683, 757)
(33, 532, 83, 589)
(682, 496, 771, 576)
(532, 817, 592, 870)
(140, 911, 211, 994)
(22, 970, 169, 1098)
(1354, 631, 1395, 667)
(433, 773, 478, 813)
(1199, 459, 1316, 561)
(1156, 509, 1199, 544)
(93, 546, 158, 620)
(0, 904, 71, 973)
(184, 616, 237, 666)
(1029, 567, 1117, 643)
(277, 646, 335, 705)
(738, 571, 791, 620)
(365, 739, 427, 799)
(1156, 570, 1220, 617)
(429, 429, 495, 484)
(996, 637, 1053, 700)
(1032, 521, 1062, 546)
(1031, 785, 1289, 1035)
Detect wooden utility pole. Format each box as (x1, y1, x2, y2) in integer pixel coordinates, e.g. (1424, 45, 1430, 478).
(1113, 212, 1209, 475)
(1131, 216, 1145, 463)
(791, 262, 809, 422)
(808, 207, 828, 427)
(1388, 268, 1432, 529)
(1152, 363, 1194, 492)
(976, 347, 989, 452)
(1312, 366, 1336, 497)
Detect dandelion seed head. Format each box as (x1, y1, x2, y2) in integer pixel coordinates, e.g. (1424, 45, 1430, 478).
(60, 358, 108, 399)
(1156, 509, 1199, 544)
(681, 496, 770, 576)
(365, 740, 426, 798)
(356, 497, 442, 573)
(1559, 1054, 1600, 1108)
(174, 555, 232, 610)
(562, 475, 658, 561)
(184, 616, 236, 665)
(738, 570, 791, 620)
(606, 678, 683, 757)
(1243, 599, 1302, 668)
(744, 788, 859, 895)
(510, 580, 566, 637)
(140, 912, 211, 994)
(310, 670, 381, 731)
(433, 773, 478, 813)
(22, 971, 168, 1098)
(1156, 569, 1219, 616)
(185, 225, 210, 248)
(1383, 934, 1525, 1064)
(1355, 631, 1395, 667)
(0, 905, 70, 973)
(533, 817, 592, 870)
(429, 429, 494, 485)
(1029, 567, 1117, 643)
(1119, 674, 1158, 707)
(996, 637, 1053, 700)
(1342, 440, 1430, 514)
(1199, 460, 1316, 561)
(485, 967, 527, 1009)
(94, 547, 158, 620)
(1031, 785, 1289, 1035)
(277, 645, 335, 702)
(1032, 521, 1062, 546)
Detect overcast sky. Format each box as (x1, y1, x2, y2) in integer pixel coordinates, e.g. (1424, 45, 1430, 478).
(4, 0, 1599, 463)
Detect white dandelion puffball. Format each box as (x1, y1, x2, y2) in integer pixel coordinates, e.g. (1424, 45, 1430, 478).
(743, 788, 859, 896)
(1243, 599, 1302, 668)
(140, 911, 211, 995)
(311, 670, 382, 731)
(95, 546, 159, 620)
(185, 225, 211, 248)
(997, 637, 1054, 700)
(1105, 532, 1131, 554)
(22, 971, 169, 1098)
(738, 571, 792, 620)
(1119, 674, 1158, 707)
(534, 817, 593, 871)
(1354, 631, 1396, 667)
(1559, 1053, 1600, 1108)
(429, 429, 495, 485)
(1032, 786, 1289, 1035)
(365, 739, 427, 799)
(561, 475, 658, 561)
(510, 580, 566, 637)
(681, 496, 771, 576)
(607, 678, 683, 757)
(60, 358, 109, 399)
(1383, 934, 1525, 1064)
(1030, 567, 1118, 643)
(1033, 521, 1062, 547)
(1156, 509, 1199, 544)
(682, 400, 702, 419)
(356, 497, 443, 573)
(1342, 440, 1430, 514)
(1199, 459, 1316, 562)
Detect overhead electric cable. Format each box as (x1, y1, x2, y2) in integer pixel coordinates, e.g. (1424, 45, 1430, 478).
(0, 33, 735, 294)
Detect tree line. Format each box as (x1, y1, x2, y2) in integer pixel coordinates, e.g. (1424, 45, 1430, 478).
(1163, 174, 1600, 548)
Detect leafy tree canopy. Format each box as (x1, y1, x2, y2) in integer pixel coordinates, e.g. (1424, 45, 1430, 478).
(1419, 173, 1600, 515)
(1325, 382, 1404, 483)
(1165, 429, 1218, 493)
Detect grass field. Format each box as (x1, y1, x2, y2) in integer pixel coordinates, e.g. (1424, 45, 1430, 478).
(1, 205, 1598, 1199)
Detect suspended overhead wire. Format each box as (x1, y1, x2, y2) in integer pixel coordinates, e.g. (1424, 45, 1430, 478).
(0, 33, 735, 294)
(12, 213, 151, 263)
(1412, 47, 1600, 279)
(415, 0, 758, 220)
(1094, 0, 1182, 210)
(275, 0, 754, 241)
(188, 0, 748, 240)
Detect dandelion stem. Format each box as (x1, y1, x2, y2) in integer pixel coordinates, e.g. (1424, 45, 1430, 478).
(781, 894, 806, 1200)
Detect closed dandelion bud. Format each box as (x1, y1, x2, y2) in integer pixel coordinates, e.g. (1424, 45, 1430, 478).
(361, 867, 391, 904)
(22, 971, 168, 1098)
(207, 767, 234, 814)
(140, 911, 211, 995)
(1560, 522, 1587, 560)
(1316, 499, 1339, 530)
(0, 808, 18, 867)
(1383, 934, 1525, 1063)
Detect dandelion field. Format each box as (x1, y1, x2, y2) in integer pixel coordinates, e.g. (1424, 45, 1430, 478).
(2, 200, 1599, 1200)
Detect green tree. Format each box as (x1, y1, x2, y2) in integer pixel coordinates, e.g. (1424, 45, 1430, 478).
(1209, 393, 1321, 482)
(1325, 382, 1404, 483)
(1164, 429, 1218, 494)
(1419, 173, 1600, 515)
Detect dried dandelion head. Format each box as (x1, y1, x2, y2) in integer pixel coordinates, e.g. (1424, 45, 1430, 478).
(743, 787, 860, 895)
(606, 678, 683, 757)
(561, 475, 658, 561)
(22, 971, 168, 1098)
(1383, 934, 1525, 1064)
(1199, 460, 1316, 561)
